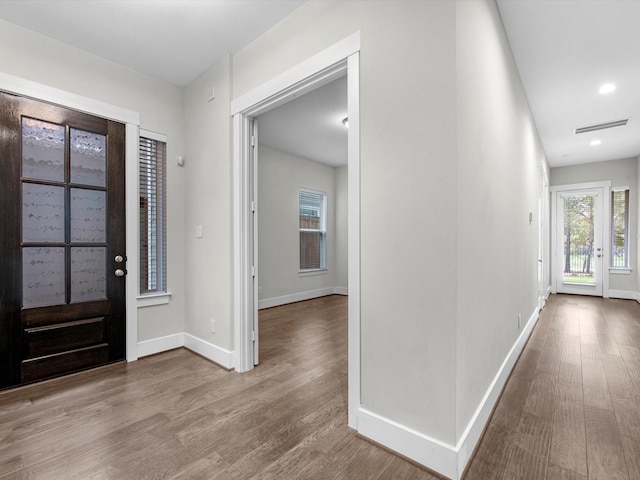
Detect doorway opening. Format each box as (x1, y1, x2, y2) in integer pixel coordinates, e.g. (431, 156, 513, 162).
(231, 33, 360, 428)
(255, 74, 348, 365)
(551, 181, 611, 297)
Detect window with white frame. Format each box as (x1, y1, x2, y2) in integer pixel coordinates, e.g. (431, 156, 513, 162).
(139, 132, 167, 293)
(299, 189, 327, 271)
(611, 188, 630, 269)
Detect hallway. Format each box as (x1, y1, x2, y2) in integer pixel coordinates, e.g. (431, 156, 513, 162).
(466, 294, 640, 479)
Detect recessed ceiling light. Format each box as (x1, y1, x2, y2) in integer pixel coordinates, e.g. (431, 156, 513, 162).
(590, 139, 602, 146)
(598, 83, 616, 94)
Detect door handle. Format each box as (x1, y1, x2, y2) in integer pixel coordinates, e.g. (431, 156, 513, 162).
(114, 269, 126, 277)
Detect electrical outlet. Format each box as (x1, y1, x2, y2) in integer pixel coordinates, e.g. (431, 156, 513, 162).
(210, 318, 216, 333)
(518, 314, 522, 329)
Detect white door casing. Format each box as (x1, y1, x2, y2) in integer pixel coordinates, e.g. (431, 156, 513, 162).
(551, 181, 611, 297)
(231, 33, 361, 429)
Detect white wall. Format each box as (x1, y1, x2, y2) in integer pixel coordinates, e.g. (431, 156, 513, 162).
(257, 146, 345, 303)
(550, 157, 638, 295)
(232, 0, 459, 445)
(182, 56, 233, 349)
(0, 18, 186, 343)
(456, 0, 549, 442)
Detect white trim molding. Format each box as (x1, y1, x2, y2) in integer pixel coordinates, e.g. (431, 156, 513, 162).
(358, 408, 457, 480)
(609, 290, 637, 300)
(357, 305, 541, 480)
(0, 72, 140, 124)
(137, 333, 184, 358)
(137, 293, 172, 308)
(137, 333, 233, 370)
(231, 33, 361, 429)
(258, 287, 348, 310)
(231, 32, 360, 115)
(550, 181, 612, 298)
(183, 334, 234, 370)
(454, 306, 541, 478)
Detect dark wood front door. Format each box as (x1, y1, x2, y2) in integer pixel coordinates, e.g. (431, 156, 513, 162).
(0, 92, 126, 389)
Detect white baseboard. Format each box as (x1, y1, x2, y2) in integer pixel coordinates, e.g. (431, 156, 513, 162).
(258, 286, 348, 309)
(137, 333, 184, 358)
(184, 333, 234, 370)
(357, 305, 541, 480)
(137, 332, 233, 370)
(609, 289, 637, 300)
(358, 408, 457, 479)
(454, 305, 540, 477)
(637, 292, 640, 304)
(333, 286, 348, 295)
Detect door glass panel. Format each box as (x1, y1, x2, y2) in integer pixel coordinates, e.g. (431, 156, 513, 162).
(563, 194, 595, 284)
(22, 118, 65, 182)
(71, 247, 106, 302)
(70, 128, 106, 187)
(70, 188, 106, 242)
(22, 183, 65, 242)
(23, 247, 66, 308)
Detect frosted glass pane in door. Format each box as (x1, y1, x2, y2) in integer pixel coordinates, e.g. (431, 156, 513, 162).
(22, 183, 65, 242)
(22, 118, 65, 182)
(70, 188, 106, 242)
(70, 129, 106, 187)
(23, 247, 65, 308)
(71, 247, 106, 302)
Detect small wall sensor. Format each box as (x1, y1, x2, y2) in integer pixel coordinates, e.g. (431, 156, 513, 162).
(176, 156, 185, 167)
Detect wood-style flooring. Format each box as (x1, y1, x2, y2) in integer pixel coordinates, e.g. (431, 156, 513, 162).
(0, 295, 438, 480)
(1, 294, 639, 479)
(465, 294, 640, 480)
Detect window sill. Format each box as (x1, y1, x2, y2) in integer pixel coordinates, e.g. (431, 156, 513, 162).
(299, 269, 328, 277)
(137, 292, 172, 308)
(610, 268, 632, 275)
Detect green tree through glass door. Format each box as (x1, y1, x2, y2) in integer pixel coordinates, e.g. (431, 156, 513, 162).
(563, 193, 595, 284)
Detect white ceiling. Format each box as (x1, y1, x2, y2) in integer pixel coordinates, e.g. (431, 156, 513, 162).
(0, 0, 346, 166)
(4, 1, 636, 170)
(497, 0, 640, 168)
(0, 0, 305, 87)
(258, 76, 348, 167)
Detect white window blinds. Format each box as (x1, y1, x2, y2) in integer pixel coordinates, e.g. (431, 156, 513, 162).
(299, 189, 327, 271)
(139, 135, 167, 293)
(611, 188, 630, 268)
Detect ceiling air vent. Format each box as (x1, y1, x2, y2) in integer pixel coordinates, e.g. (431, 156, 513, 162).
(574, 119, 629, 134)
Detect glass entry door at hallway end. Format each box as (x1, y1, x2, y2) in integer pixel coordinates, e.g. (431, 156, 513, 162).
(555, 189, 604, 296)
(0, 92, 126, 389)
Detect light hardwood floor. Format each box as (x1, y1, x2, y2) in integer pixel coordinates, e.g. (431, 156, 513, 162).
(1, 294, 639, 479)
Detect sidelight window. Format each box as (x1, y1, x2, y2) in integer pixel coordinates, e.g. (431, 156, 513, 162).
(139, 132, 167, 294)
(611, 188, 630, 269)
